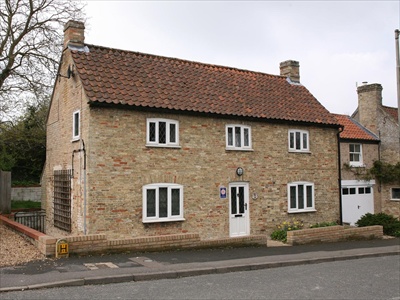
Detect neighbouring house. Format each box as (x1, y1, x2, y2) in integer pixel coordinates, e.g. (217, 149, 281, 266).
(335, 82, 400, 224)
(350, 82, 400, 218)
(42, 20, 342, 244)
(334, 113, 380, 225)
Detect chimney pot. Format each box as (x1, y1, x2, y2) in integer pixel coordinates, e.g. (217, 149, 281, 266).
(280, 60, 300, 83)
(64, 20, 85, 49)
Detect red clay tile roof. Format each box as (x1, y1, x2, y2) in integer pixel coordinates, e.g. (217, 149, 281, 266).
(334, 114, 379, 141)
(382, 105, 398, 123)
(71, 45, 339, 126)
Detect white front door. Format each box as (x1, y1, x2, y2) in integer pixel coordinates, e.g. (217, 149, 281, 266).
(341, 180, 375, 226)
(229, 182, 250, 237)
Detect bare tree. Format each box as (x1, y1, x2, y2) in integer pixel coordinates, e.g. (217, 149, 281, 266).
(0, 0, 85, 122)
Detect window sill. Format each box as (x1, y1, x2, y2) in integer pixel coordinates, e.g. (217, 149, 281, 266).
(288, 209, 317, 214)
(71, 137, 80, 143)
(288, 150, 311, 154)
(225, 148, 254, 152)
(390, 199, 400, 202)
(143, 217, 185, 223)
(146, 144, 181, 149)
(349, 163, 365, 168)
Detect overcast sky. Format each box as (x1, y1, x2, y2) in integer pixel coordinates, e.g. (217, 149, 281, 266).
(84, 1, 399, 116)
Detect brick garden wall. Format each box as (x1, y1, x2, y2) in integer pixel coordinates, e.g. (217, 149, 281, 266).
(2, 215, 384, 257)
(286, 225, 383, 245)
(1, 215, 266, 257)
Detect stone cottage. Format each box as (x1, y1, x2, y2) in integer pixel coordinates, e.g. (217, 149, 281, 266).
(351, 83, 400, 218)
(43, 20, 342, 244)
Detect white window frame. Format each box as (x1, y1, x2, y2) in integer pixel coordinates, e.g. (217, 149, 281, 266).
(288, 129, 309, 152)
(72, 110, 80, 141)
(146, 118, 179, 147)
(391, 188, 400, 201)
(349, 143, 363, 167)
(142, 183, 184, 223)
(287, 181, 316, 213)
(225, 124, 252, 150)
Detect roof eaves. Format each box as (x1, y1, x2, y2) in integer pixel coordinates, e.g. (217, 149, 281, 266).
(88, 100, 340, 127)
(339, 137, 380, 144)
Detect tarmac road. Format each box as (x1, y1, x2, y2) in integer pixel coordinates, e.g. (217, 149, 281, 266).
(1, 255, 399, 300)
(0, 237, 399, 293)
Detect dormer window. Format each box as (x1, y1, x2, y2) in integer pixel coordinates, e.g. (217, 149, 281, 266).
(146, 118, 179, 147)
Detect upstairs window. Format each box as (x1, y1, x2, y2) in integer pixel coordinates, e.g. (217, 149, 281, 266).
(391, 188, 400, 201)
(147, 119, 179, 147)
(288, 130, 309, 152)
(142, 183, 184, 223)
(288, 182, 315, 213)
(226, 125, 252, 150)
(349, 144, 363, 167)
(72, 110, 80, 141)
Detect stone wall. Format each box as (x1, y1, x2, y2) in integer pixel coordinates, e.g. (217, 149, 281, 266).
(43, 47, 89, 237)
(353, 82, 400, 219)
(85, 108, 340, 239)
(286, 225, 383, 245)
(11, 186, 42, 202)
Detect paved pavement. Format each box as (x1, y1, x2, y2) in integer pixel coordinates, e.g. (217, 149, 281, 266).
(0, 237, 399, 293)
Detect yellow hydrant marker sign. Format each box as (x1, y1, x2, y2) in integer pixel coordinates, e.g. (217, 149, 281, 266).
(56, 239, 69, 258)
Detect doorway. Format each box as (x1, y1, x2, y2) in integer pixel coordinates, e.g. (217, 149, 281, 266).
(229, 182, 250, 237)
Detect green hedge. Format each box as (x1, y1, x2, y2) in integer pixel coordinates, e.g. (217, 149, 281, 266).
(356, 213, 400, 237)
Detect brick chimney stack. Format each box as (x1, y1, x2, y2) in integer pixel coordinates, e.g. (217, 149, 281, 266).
(63, 20, 85, 49)
(356, 83, 383, 135)
(280, 60, 300, 83)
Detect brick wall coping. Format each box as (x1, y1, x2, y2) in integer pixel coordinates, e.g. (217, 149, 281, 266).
(0, 214, 45, 240)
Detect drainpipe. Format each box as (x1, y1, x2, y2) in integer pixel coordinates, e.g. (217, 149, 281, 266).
(82, 140, 87, 236)
(377, 131, 382, 193)
(71, 139, 87, 235)
(395, 30, 400, 154)
(337, 125, 344, 225)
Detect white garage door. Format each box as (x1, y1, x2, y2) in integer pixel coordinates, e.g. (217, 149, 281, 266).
(341, 180, 374, 226)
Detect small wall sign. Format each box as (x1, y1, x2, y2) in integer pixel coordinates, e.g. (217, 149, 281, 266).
(56, 239, 69, 258)
(220, 186, 227, 199)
